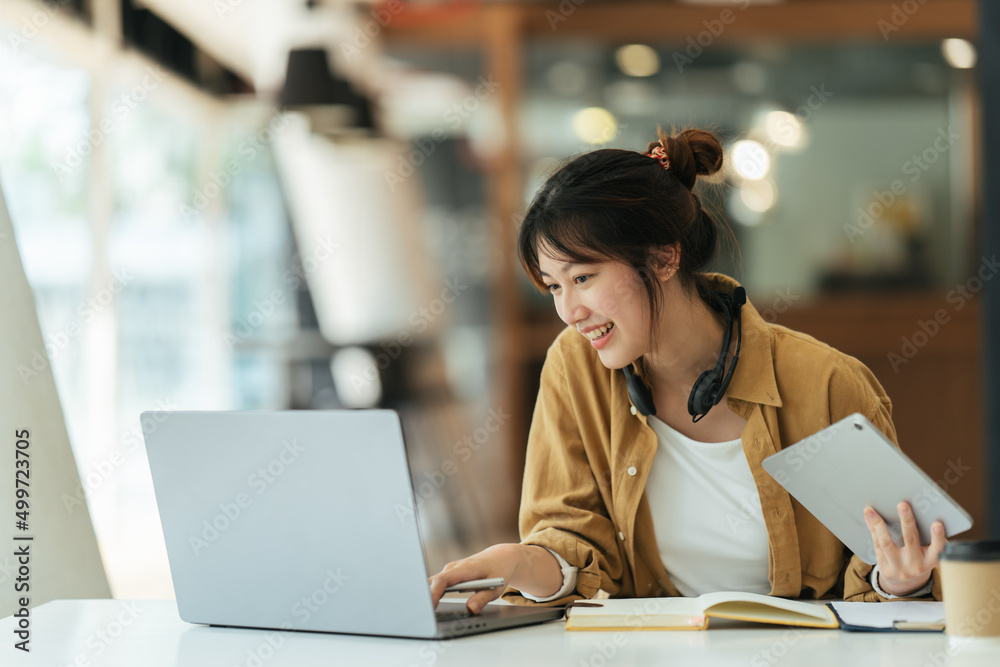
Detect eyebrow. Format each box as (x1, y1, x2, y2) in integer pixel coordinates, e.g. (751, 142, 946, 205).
(539, 262, 579, 278)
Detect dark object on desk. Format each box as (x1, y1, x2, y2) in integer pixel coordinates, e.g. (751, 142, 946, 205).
(827, 601, 945, 633)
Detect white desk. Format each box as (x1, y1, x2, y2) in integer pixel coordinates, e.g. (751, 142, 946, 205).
(3, 599, 999, 666)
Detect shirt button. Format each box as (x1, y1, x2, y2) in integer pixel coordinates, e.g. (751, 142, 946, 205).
(630, 405, 637, 416)
(618, 531, 625, 540)
(627, 466, 637, 476)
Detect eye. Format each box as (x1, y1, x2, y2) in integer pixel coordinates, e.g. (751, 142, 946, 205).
(545, 273, 594, 292)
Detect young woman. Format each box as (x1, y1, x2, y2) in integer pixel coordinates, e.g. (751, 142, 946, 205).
(428, 127, 946, 615)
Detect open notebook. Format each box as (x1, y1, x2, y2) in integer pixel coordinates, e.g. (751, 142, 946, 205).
(565, 591, 839, 631)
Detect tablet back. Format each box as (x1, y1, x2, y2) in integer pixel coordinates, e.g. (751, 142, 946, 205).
(761, 413, 973, 564)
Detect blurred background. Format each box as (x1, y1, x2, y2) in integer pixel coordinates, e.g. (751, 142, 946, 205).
(0, 0, 988, 600)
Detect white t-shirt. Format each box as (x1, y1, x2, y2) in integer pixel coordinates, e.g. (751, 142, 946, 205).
(523, 414, 770, 601)
(522, 415, 931, 601)
(643, 414, 771, 597)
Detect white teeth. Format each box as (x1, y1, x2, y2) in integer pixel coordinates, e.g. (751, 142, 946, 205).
(586, 323, 613, 340)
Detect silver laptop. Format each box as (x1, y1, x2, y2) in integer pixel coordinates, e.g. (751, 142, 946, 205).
(141, 409, 563, 639)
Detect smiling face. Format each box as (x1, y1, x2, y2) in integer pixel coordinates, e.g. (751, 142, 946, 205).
(538, 247, 659, 370)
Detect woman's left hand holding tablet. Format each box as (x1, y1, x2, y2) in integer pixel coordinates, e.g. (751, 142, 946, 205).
(863, 501, 946, 596)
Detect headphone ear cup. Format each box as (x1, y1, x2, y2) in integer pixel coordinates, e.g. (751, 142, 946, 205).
(688, 369, 722, 417)
(622, 365, 657, 416)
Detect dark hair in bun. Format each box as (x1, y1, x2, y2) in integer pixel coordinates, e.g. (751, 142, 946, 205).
(647, 128, 725, 191)
(517, 124, 736, 356)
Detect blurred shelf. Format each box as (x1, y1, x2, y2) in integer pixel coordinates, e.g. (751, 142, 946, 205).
(384, 0, 975, 46)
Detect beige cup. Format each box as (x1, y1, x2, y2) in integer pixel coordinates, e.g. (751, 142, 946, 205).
(940, 540, 1000, 638)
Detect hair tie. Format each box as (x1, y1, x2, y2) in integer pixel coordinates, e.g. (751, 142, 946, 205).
(647, 141, 671, 171)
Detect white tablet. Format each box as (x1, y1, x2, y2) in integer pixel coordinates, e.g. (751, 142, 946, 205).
(761, 413, 973, 564)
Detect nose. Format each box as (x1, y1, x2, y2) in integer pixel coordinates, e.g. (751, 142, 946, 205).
(556, 288, 589, 326)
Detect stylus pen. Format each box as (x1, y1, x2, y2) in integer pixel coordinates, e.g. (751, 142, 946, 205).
(443, 577, 505, 593)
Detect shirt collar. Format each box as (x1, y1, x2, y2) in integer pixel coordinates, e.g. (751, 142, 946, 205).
(703, 273, 782, 409)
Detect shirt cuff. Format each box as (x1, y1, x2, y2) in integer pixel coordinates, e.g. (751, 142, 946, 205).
(870, 564, 934, 599)
(519, 547, 579, 602)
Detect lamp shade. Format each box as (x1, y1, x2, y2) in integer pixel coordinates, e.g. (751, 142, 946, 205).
(279, 48, 375, 131)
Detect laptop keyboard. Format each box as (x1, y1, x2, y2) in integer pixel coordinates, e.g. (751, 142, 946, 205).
(435, 610, 473, 622)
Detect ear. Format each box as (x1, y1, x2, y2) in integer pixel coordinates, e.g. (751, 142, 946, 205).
(650, 243, 681, 282)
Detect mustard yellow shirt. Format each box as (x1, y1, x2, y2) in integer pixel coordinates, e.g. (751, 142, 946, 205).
(502, 274, 941, 605)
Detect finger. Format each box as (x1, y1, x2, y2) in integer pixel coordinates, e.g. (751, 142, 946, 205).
(926, 521, 947, 564)
(863, 506, 884, 563)
(465, 588, 504, 615)
(866, 506, 902, 571)
(428, 562, 490, 607)
(897, 501, 922, 552)
(863, 506, 887, 555)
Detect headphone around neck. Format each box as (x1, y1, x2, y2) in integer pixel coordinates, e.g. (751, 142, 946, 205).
(622, 286, 746, 423)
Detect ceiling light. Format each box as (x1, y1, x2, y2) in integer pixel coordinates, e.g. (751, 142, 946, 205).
(941, 38, 977, 69)
(572, 107, 618, 145)
(615, 44, 660, 78)
(730, 140, 770, 180)
(763, 110, 805, 150)
(279, 48, 375, 136)
(740, 179, 777, 213)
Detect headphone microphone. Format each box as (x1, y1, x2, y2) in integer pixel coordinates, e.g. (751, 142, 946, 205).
(622, 286, 746, 423)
